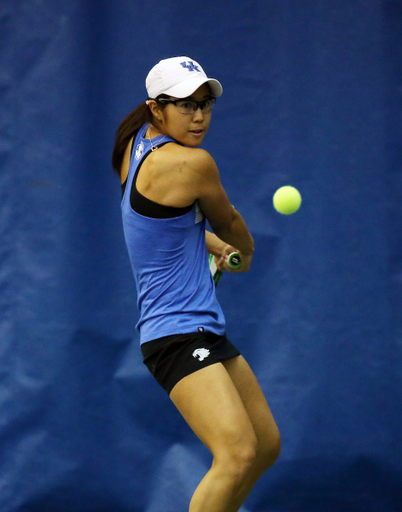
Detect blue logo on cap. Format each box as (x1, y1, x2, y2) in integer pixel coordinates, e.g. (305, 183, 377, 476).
(180, 61, 200, 72)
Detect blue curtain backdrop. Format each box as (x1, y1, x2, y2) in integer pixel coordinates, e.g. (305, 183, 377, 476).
(1, 1, 401, 511)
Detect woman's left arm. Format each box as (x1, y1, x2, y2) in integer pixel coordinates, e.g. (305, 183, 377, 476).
(205, 230, 227, 257)
(205, 231, 240, 272)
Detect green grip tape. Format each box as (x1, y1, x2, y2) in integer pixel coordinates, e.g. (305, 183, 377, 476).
(228, 252, 242, 269)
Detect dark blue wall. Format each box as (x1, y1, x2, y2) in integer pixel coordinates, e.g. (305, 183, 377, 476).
(1, 1, 401, 511)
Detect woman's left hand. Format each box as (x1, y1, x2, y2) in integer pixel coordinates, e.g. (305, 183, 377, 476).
(214, 246, 252, 273)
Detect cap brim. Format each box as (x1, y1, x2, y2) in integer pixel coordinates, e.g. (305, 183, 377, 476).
(163, 77, 223, 98)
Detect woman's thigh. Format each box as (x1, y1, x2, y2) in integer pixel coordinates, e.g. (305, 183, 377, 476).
(169, 362, 257, 457)
(222, 356, 280, 454)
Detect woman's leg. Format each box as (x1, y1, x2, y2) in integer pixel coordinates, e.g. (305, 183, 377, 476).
(169, 356, 280, 512)
(222, 356, 281, 509)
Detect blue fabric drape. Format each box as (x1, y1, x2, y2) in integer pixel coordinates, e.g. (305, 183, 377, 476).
(1, 1, 401, 510)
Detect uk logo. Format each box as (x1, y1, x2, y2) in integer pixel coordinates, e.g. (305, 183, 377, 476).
(180, 61, 201, 72)
(192, 348, 210, 361)
(135, 141, 144, 160)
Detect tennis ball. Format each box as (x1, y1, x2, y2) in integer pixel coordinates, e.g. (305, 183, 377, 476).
(273, 186, 302, 215)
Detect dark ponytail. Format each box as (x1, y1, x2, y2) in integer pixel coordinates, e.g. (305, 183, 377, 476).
(112, 102, 152, 175)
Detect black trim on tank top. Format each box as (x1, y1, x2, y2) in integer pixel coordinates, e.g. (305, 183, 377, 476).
(121, 141, 193, 219)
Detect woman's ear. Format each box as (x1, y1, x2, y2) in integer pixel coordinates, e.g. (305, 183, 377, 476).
(148, 100, 163, 121)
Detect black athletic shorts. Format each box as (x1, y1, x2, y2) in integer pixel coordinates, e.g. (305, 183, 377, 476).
(141, 332, 240, 395)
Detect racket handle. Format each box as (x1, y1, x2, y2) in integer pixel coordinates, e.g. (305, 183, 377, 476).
(228, 252, 242, 269)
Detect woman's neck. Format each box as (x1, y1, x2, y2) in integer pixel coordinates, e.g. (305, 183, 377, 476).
(147, 123, 165, 139)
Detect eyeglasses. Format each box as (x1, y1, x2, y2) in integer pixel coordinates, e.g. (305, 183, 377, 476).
(157, 97, 216, 115)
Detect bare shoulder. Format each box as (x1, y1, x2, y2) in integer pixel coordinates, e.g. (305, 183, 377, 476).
(136, 143, 218, 208)
(160, 144, 219, 186)
(162, 143, 215, 169)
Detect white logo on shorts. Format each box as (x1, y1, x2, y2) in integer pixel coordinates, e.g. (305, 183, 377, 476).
(192, 348, 210, 361)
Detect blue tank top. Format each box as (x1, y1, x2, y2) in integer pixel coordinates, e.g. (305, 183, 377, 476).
(121, 124, 226, 344)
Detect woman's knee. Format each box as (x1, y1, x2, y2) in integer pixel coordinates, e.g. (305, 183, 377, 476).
(256, 428, 281, 472)
(217, 433, 258, 481)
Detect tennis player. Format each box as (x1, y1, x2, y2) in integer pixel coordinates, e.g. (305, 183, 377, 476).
(112, 56, 280, 512)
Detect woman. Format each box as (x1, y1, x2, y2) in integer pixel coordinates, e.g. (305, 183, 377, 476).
(112, 56, 280, 512)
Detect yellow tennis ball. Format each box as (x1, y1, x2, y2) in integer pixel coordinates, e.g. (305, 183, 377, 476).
(273, 186, 302, 214)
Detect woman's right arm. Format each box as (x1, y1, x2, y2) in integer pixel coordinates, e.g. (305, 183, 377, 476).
(189, 149, 254, 257)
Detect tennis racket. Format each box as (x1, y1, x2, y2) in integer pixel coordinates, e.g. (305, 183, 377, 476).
(209, 252, 242, 286)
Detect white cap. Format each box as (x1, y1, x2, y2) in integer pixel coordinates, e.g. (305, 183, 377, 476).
(146, 56, 223, 99)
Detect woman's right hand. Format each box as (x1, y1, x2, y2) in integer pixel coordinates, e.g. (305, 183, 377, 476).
(215, 246, 253, 274)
